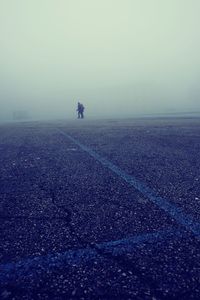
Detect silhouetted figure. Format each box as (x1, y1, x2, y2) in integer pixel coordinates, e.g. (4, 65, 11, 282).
(77, 102, 81, 119)
(77, 102, 85, 119)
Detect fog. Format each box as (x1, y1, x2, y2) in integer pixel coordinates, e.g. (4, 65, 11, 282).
(0, 0, 200, 121)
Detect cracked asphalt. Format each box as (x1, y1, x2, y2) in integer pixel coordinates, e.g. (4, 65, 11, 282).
(0, 117, 200, 299)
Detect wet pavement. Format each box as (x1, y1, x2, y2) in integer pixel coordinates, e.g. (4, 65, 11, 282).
(0, 117, 200, 299)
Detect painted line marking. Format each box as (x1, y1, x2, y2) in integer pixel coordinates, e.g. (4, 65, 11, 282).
(58, 130, 200, 237)
(0, 228, 182, 283)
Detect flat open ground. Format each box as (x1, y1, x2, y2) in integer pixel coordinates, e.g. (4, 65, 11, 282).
(0, 117, 200, 299)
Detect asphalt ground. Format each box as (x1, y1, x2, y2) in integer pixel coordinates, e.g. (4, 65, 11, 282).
(0, 117, 200, 299)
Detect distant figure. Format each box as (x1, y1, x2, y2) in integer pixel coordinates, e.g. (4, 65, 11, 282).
(77, 102, 85, 119)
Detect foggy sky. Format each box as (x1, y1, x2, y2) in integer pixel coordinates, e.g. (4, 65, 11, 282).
(1, 0, 200, 120)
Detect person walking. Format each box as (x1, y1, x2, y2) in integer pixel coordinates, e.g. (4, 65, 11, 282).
(77, 102, 82, 119)
(77, 102, 85, 119)
(80, 103, 85, 119)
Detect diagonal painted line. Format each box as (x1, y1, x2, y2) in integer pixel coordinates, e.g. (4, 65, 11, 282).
(0, 228, 182, 284)
(58, 130, 200, 237)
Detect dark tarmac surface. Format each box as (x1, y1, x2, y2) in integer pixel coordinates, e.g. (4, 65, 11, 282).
(0, 117, 200, 299)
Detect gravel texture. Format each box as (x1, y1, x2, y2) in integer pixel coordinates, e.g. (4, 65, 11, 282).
(0, 117, 200, 299)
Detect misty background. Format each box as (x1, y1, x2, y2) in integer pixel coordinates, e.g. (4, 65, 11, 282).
(0, 0, 200, 121)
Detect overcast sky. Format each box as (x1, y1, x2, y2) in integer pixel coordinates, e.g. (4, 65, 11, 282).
(0, 0, 200, 120)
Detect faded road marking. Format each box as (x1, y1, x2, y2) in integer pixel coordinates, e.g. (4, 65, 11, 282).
(0, 229, 181, 283)
(58, 130, 200, 237)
